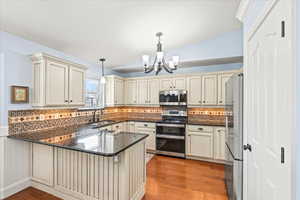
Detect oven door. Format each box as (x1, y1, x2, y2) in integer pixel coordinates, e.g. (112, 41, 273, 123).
(156, 135, 185, 157)
(156, 123, 185, 136)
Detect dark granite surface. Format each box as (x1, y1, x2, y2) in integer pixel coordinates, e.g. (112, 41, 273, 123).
(92, 118, 225, 127)
(8, 124, 148, 157)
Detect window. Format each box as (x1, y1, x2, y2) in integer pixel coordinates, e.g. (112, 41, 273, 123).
(85, 79, 99, 107)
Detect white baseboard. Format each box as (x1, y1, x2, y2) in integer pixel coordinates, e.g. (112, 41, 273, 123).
(0, 177, 31, 199)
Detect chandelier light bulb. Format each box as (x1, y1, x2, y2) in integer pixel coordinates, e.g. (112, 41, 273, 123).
(157, 52, 164, 62)
(172, 56, 179, 66)
(142, 55, 149, 66)
(169, 61, 175, 69)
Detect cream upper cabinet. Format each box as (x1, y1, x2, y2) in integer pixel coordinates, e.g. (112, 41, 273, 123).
(160, 77, 186, 90)
(69, 66, 85, 105)
(31, 53, 86, 107)
(187, 76, 202, 105)
(136, 78, 160, 105)
(173, 77, 186, 90)
(105, 75, 124, 106)
(45, 61, 69, 106)
(137, 79, 149, 105)
(160, 78, 173, 90)
(201, 74, 217, 105)
(148, 78, 160, 105)
(217, 73, 233, 105)
(213, 127, 226, 160)
(125, 80, 137, 105)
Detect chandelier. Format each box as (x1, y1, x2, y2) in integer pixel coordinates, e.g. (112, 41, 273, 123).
(142, 32, 179, 75)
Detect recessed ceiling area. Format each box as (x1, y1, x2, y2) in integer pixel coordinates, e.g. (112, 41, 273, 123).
(1, 0, 242, 68)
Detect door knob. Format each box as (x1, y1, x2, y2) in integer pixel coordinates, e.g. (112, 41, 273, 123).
(243, 144, 252, 152)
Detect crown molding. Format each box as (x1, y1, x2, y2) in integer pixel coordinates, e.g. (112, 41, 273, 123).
(236, 0, 251, 22)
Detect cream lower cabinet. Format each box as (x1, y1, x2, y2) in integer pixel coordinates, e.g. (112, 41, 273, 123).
(31, 53, 86, 107)
(213, 127, 226, 160)
(32, 143, 54, 186)
(187, 125, 226, 162)
(135, 122, 156, 151)
(127, 121, 136, 133)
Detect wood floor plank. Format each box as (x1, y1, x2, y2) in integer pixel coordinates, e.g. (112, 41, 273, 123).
(5, 155, 228, 200)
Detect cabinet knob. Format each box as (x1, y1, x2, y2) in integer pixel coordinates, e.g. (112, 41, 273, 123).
(198, 128, 203, 131)
(70, 100, 73, 102)
(65, 100, 68, 103)
(203, 100, 206, 103)
(144, 124, 148, 127)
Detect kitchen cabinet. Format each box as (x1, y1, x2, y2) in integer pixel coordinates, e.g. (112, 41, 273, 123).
(105, 75, 124, 106)
(213, 127, 226, 160)
(217, 73, 233, 105)
(201, 74, 218, 105)
(187, 125, 214, 159)
(31, 53, 86, 107)
(187, 76, 202, 105)
(127, 121, 136, 132)
(99, 125, 112, 132)
(135, 122, 156, 151)
(125, 80, 137, 105)
(160, 77, 186, 90)
(112, 123, 124, 133)
(137, 78, 160, 105)
(32, 143, 54, 186)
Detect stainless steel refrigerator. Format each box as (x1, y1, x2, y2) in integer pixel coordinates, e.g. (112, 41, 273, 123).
(224, 73, 243, 200)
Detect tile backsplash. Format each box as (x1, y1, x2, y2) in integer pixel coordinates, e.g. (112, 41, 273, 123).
(8, 106, 228, 135)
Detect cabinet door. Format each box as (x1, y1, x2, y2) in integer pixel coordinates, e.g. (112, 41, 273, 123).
(160, 78, 173, 90)
(218, 73, 233, 105)
(201, 74, 217, 105)
(137, 79, 148, 105)
(214, 128, 226, 160)
(69, 66, 85, 105)
(188, 132, 213, 158)
(187, 76, 202, 105)
(115, 79, 124, 105)
(125, 80, 137, 105)
(128, 122, 135, 133)
(46, 61, 69, 105)
(173, 77, 186, 90)
(148, 79, 160, 105)
(32, 143, 54, 186)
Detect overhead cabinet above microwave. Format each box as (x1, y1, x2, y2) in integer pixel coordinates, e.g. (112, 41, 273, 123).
(31, 53, 87, 107)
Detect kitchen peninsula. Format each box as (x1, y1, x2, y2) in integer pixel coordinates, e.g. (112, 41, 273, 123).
(9, 124, 148, 200)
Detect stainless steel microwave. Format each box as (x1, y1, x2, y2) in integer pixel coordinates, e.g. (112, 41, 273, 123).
(159, 90, 187, 106)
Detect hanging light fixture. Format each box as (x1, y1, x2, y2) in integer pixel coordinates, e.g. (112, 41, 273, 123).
(99, 58, 106, 84)
(142, 32, 179, 75)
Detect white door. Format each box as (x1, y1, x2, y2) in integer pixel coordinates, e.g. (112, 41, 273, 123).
(160, 78, 173, 90)
(173, 77, 186, 90)
(187, 76, 202, 105)
(246, 1, 292, 199)
(45, 61, 69, 105)
(69, 66, 85, 105)
(137, 79, 148, 105)
(115, 79, 124, 105)
(217, 73, 232, 105)
(201, 74, 217, 105)
(148, 79, 159, 105)
(188, 132, 213, 158)
(126, 80, 137, 105)
(214, 127, 226, 160)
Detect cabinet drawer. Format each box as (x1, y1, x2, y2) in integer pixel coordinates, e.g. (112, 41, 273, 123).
(135, 122, 155, 129)
(188, 125, 213, 133)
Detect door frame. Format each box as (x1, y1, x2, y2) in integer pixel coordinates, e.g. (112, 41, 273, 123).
(242, 0, 296, 199)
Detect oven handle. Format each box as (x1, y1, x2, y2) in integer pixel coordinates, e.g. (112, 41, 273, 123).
(156, 134, 185, 140)
(156, 123, 185, 128)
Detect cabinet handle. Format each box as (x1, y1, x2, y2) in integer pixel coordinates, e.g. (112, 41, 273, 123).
(65, 100, 68, 103)
(70, 100, 73, 102)
(144, 124, 148, 127)
(198, 128, 203, 131)
(203, 100, 206, 103)
(219, 101, 222, 103)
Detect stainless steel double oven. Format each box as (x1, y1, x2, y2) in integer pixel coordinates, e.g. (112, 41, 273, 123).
(156, 99, 187, 158)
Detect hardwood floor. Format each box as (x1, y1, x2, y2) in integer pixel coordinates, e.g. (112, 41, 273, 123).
(5, 155, 227, 200)
(143, 155, 228, 200)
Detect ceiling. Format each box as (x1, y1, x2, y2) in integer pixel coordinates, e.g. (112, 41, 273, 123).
(1, 0, 242, 68)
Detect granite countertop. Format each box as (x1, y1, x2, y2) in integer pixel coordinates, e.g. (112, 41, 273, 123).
(8, 125, 148, 157)
(91, 118, 225, 127)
